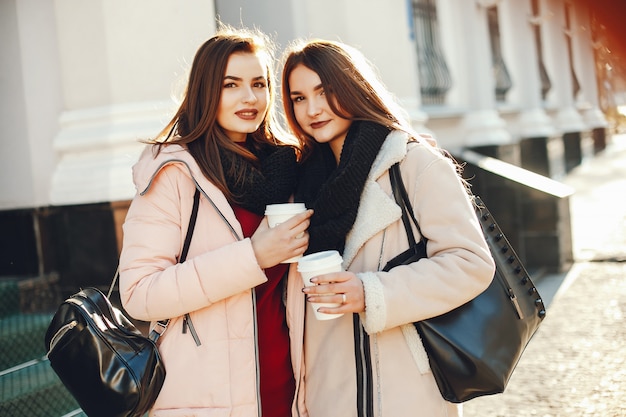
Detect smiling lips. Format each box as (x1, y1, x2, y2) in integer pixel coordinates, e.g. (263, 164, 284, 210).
(236, 109, 258, 120)
(310, 120, 330, 129)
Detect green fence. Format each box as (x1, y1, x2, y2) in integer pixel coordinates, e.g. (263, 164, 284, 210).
(0, 276, 85, 417)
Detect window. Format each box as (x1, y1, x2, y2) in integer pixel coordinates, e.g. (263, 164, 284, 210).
(487, 6, 512, 101)
(564, 3, 581, 99)
(531, 0, 552, 100)
(412, 0, 452, 105)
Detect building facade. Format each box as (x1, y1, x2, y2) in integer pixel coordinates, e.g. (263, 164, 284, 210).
(0, 0, 615, 290)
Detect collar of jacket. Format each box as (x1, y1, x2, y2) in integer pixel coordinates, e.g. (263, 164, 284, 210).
(342, 129, 410, 268)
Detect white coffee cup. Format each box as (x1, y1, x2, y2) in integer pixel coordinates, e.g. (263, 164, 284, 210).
(297, 250, 344, 320)
(265, 203, 307, 263)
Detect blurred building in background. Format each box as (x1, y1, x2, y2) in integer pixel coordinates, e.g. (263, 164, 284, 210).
(1, 0, 624, 291)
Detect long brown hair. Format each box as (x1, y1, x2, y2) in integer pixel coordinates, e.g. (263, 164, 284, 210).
(281, 39, 470, 197)
(153, 25, 294, 200)
(281, 39, 415, 159)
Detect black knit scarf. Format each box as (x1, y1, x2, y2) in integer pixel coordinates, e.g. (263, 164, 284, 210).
(220, 141, 297, 215)
(295, 121, 391, 254)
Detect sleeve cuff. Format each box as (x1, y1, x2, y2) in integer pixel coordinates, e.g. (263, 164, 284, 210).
(358, 271, 387, 333)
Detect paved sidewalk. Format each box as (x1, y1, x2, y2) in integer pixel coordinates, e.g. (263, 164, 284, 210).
(464, 134, 626, 417)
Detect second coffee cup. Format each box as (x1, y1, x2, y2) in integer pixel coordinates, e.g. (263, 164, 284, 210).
(297, 250, 344, 320)
(265, 203, 307, 263)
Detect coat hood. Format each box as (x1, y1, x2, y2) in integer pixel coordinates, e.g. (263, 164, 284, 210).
(132, 144, 200, 195)
(131, 143, 242, 241)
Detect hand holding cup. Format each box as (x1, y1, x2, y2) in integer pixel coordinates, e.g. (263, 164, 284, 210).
(298, 250, 345, 320)
(265, 203, 308, 263)
(251, 207, 312, 268)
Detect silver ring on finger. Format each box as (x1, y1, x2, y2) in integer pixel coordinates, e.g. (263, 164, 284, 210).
(342, 293, 347, 304)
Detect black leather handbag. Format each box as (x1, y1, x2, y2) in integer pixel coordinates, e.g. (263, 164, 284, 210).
(44, 188, 200, 416)
(383, 163, 546, 403)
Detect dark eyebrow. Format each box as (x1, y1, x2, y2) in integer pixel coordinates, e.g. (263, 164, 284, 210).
(224, 75, 267, 82)
(290, 83, 323, 96)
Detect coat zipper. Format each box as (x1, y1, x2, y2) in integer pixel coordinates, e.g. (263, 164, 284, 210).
(252, 287, 262, 417)
(292, 280, 306, 417)
(182, 313, 201, 346)
(48, 320, 77, 352)
(353, 314, 374, 417)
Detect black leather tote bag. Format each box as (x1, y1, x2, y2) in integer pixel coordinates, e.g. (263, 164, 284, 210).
(44, 188, 200, 416)
(383, 163, 546, 403)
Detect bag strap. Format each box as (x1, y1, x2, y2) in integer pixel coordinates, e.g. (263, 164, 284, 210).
(180, 188, 200, 263)
(149, 187, 201, 341)
(107, 188, 201, 342)
(389, 163, 425, 246)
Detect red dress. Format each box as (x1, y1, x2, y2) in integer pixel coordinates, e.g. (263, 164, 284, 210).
(232, 205, 295, 417)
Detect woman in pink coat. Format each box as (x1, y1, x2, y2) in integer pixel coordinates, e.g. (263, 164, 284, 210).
(280, 39, 495, 417)
(119, 26, 312, 416)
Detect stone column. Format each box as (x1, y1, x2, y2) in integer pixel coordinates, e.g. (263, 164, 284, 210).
(573, 2, 609, 153)
(50, 0, 216, 205)
(543, 0, 590, 173)
(454, 0, 511, 147)
(47, 0, 216, 287)
(501, 0, 564, 178)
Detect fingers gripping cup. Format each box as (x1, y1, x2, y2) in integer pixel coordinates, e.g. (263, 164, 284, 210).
(265, 203, 307, 263)
(297, 250, 344, 320)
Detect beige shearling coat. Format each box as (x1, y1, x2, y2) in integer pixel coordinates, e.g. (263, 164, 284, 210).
(119, 144, 308, 417)
(285, 130, 495, 417)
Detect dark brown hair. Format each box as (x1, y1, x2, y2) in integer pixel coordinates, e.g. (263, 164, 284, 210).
(280, 39, 469, 191)
(281, 39, 414, 159)
(153, 25, 294, 200)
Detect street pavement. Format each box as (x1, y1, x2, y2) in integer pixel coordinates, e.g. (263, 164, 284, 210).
(463, 133, 626, 417)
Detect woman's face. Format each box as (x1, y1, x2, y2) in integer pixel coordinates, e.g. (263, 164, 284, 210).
(288, 64, 352, 162)
(217, 52, 270, 143)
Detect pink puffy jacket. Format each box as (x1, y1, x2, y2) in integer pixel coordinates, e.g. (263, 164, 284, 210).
(119, 144, 308, 417)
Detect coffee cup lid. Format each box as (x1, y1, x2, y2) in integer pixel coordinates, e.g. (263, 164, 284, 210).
(265, 203, 307, 215)
(297, 250, 343, 272)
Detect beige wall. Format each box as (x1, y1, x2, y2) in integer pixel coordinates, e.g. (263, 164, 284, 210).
(50, 0, 216, 205)
(0, 0, 608, 210)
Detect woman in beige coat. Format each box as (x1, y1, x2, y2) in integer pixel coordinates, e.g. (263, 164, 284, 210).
(119, 26, 312, 416)
(281, 39, 495, 416)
